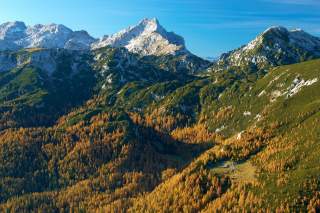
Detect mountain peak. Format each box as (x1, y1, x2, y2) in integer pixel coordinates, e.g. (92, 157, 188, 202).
(0, 21, 95, 51)
(0, 19, 191, 57)
(1, 21, 27, 28)
(92, 18, 187, 56)
(213, 26, 320, 71)
(135, 18, 164, 34)
(139, 17, 159, 25)
(0, 21, 27, 40)
(262, 26, 288, 35)
(32, 23, 72, 33)
(291, 28, 304, 32)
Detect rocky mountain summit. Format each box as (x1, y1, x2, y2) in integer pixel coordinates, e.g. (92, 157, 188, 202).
(92, 18, 188, 56)
(211, 26, 320, 72)
(0, 21, 96, 51)
(0, 19, 192, 57)
(0, 19, 210, 74)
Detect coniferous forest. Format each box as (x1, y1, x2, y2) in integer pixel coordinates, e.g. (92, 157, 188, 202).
(0, 15, 320, 212)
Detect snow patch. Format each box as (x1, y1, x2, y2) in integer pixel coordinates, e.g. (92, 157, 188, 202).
(243, 111, 251, 116)
(151, 92, 164, 101)
(254, 114, 262, 121)
(285, 77, 318, 97)
(270, 90, 283, 102)
(106, 74, 113, 84)
(237, 131, 245, 140)
(215, 125, 226, 133)
(258, 90, 266, 97)
(117, 88, 125, 95)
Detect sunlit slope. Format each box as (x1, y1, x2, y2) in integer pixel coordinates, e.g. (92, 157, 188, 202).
(128, 59, 320, 212)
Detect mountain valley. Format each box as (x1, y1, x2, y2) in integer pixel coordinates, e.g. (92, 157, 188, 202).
(0, 18, 320, 212)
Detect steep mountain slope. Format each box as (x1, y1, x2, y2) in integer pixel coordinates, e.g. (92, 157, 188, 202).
(211, 26, 320, 72)
(0, 48, 96, 129)
(0, 45, 198, 130)
(120, 59, 320, 212)
(201, 59, 320, 211)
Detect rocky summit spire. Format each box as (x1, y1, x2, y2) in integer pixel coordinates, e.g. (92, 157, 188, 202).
(91, 18, 188, 56)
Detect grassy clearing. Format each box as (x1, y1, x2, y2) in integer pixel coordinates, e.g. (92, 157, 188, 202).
(211, 160, 257, 183)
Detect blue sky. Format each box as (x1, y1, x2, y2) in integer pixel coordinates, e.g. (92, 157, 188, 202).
(1, 0, 320, 57)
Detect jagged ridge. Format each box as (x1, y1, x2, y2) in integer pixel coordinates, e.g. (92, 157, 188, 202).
(0, 21, 96, 51)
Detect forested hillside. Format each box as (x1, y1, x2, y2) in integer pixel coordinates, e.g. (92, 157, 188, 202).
(0, 19, 320, 212)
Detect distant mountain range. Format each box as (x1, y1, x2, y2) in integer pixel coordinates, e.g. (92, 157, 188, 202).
(0, 18, 212, 75)
(0, 18, 190, 56)
(1, 19, 320, 75)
